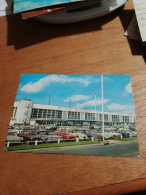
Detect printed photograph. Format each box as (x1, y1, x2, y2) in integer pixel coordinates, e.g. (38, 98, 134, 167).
(5, 74, 139, 157)
(13, 0, 82, 13)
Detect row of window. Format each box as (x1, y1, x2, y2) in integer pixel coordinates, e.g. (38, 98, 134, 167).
(12, 107, 130, 122)
(31, 109, 62, 119)
(85, 113, 95, 120)
(68, 111, 80, 120)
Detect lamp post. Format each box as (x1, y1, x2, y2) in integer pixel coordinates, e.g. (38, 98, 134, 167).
(101, 75, 105, 141)
(93, 93, 96, 111)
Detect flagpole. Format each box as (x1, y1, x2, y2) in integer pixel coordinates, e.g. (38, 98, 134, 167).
(101, 75, 104, 141)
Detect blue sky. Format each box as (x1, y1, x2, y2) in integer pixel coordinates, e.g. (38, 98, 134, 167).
(14, 0, 82, 13)
(15, 74, 135, 114)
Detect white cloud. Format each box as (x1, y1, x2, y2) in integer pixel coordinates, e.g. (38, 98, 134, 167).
(64, 95, 90, 102)
(20, 75, 90, 93)
(77, 99, 109, 109)
(124, 82, 132, 96)
(106, 103, 134, 113)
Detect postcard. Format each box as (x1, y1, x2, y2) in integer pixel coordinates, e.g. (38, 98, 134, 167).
(21, 0, 101, 19)
(21, 6, 65, 19)
(21, 2, 77, 19)
(5, 74, 139, 157)
(13, 0, 83, 13)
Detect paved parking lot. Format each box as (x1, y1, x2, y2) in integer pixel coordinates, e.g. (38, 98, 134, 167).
(25, 141, 139, 157)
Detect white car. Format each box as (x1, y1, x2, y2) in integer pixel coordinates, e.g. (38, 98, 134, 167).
(7, 132, 23, 142)
(104, 129, 122, 139)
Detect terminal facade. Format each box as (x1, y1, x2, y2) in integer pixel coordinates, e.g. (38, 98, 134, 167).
(10, 99, 136, 126)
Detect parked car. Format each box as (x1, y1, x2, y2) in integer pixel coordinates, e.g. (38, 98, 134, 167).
(94, 130, 112, 140)
(67, 129, 88, 140)
(129, 130, 137, 137)
(104, 129, 122, 139)
(6, 132, 23, 142)
(76, 129, 102, 140)
(18, 130, 42, 141)
(8, 126, 14, 129)
(117, 130, 131, 138)
(55, 131, 76, 141)
(38, 131, 63, 142)
(8, 129, 23, 134)
(129, 125, 137, 131)
(124, 130, 137, 137)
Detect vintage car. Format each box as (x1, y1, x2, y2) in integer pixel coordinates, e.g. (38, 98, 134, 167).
(55, 131, 76, 141)
(38, 131, 63, 142)
(117, 130, 132, 138)
(8, 129, 23, 134)
(76, 129, 103, 140)
(128, 130, 137, 137)
(117, 130, 131, 138)
(104, 129, 122, 139)
(6, 132, 23, 142)
(18, 130, 42, 141)
(67, 129, 88, 140)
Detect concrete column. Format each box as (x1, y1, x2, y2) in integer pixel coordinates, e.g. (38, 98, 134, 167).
(92, 137, 94, 141)
(7, 142, 10, 147)
(76, 137, 79, 142)
(35, 140, 38, 145)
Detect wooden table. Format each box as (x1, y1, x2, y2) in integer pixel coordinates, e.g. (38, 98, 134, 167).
(0, 0, 146, 194)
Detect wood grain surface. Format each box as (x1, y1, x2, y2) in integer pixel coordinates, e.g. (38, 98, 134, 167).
(0, 0, 146, 194)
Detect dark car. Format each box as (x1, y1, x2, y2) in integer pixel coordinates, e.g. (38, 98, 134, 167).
(117, 130, 131, 138)
(18, 130, 42, 141)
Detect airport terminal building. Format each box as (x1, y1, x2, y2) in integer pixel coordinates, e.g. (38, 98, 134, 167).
(10, 99, 136, 126)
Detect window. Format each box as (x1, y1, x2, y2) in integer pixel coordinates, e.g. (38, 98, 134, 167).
(99, 114, 103, 121)
(68, 111, 80, 120)
(31, 108, 62, 119)
(11, 107, 17, 118)
(85, 113, 95, 120)
(122, 116, 129, 122)
(112, 115, 119, 122)
(38, 109, 43, 118)
(31, 108, 38, 118)
(99, 114, 108, 121)
(43, 110, 47, 118)
(104, 114, 108, 121)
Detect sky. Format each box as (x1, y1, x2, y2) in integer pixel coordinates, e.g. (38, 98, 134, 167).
(15, 74, 135, 114)
(14, 0, 82, 13)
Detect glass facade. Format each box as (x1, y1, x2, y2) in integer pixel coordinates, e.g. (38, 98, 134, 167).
(31, 108, 62, 119)
(100, 114, 108, 121)
(68, 111, 80, 120)
(112, 115, 119, 122)
(122, 116, 129, 122)
(85, 113, 95, 121)
(104, 114, 108, 121)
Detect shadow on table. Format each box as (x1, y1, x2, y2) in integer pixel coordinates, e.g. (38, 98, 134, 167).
(6, 6, 146, 62)
(119, 9, 146, 63)
(6, 7, 122, 50)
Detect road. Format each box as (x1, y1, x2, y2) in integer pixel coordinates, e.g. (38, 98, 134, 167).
(31, 141, 140, 157)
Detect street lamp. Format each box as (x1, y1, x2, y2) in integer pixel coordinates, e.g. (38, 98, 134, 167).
(93, 93, 96, 111)
(101, 75, 105, 142)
